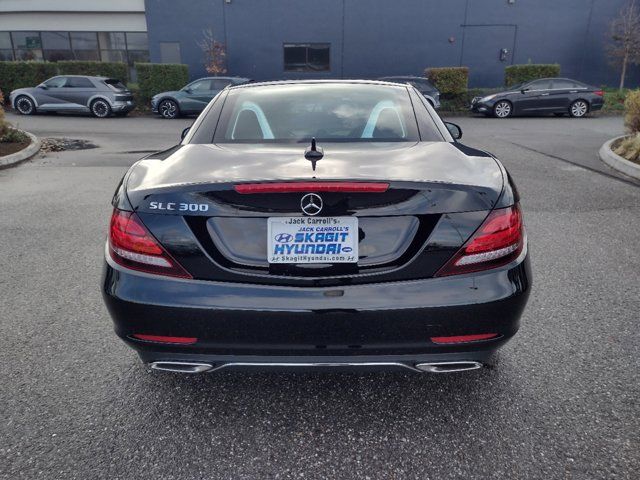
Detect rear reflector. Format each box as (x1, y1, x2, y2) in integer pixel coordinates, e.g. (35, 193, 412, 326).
(431, 333, 499, 344)
(435, 204, 524, 277)
(109, 208, 192, 278)
(132, 334, 197, 344)
(234, 182, 389, 194)
(594, 90, 604, 97)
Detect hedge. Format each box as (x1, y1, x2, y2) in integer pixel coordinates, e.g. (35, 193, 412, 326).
(505, 64, 561, 87)
(624, 89, 640, 134)
(424, 67, 469, 95)
(55, 61, 128, 81)
(0, 62, 58, 98)
(135, 63, 189, 105)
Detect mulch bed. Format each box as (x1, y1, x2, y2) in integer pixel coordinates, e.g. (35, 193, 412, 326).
(0, 141, 29, 157)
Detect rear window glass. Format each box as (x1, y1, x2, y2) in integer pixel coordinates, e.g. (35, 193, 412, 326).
(104, 79, 127, 90)
(214, 83, 422, 143)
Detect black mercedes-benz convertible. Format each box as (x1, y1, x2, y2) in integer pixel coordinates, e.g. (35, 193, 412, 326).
(102, 80, 531, 374)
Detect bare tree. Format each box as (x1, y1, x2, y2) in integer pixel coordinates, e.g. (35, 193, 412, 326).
(608, 1, 640, 90)
(197, 29, 227, 76)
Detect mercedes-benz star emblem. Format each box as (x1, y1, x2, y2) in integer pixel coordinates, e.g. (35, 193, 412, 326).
(300, 193, 323, 216)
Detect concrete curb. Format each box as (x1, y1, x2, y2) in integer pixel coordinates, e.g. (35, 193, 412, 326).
(599, 135, 640, 180)
(0, 130, 41, 169)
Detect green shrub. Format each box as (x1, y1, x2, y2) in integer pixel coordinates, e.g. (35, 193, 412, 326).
(623, 90, 640, 133)
(0, 61, 58, 98)
(1, 127, 29, 143)
(438, 88, 503, 113)
(424, 67, 469, 95)
(0, 102, 8, 137)
(601, 87, 628, 114)
(135, 63, 189, 105)
(613, 133, 640, 163)
(505, 64, 561, 87)
(56, 61, 128, 81)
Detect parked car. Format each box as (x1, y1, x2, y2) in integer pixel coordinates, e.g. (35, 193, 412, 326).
(151, 76, 251, 119)
(379, 76, 441, 109)
(471, 77, 604, 118)
(9, 76, 134, 118)
(102, 80, 531, 374)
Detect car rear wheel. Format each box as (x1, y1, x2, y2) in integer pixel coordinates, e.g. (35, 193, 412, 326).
(15, 96, 36, 115)
(159, 99, 180, 119)
(570, 100, 589, 118)
(493, 100, 512, 118)
(91, 99, 112, 118)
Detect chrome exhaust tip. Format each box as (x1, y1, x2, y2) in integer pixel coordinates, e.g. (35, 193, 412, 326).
(415, 361, 483, 373)
(149, 361, 213, 373)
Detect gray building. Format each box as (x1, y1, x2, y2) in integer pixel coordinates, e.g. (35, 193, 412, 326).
(144, 0, 639, 87)
(2, 0, 639, 88)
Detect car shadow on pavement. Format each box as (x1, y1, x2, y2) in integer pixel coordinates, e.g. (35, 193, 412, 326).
(114, 352, 523, 433)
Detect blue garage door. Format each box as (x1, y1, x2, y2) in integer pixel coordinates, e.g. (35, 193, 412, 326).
(461, 25, 516, 87)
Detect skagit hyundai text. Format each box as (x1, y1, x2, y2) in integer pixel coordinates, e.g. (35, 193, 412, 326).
(101, 80, 532, 374)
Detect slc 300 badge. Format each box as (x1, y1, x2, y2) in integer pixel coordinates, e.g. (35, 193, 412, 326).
(148, 201, 209, 212)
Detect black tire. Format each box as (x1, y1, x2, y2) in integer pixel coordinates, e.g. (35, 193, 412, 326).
(493, 100, 512, 118)
(569, 99, 589, 118)
(15, 95, 36, 115)
(91, 99, 112, 118)
(159, 99, 180, 119)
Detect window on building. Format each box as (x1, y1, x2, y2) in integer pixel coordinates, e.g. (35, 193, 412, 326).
(284, 43, 330, 72)
(70, 32, 99, 60)
(125, 32, 149, 66)
(0, 32, 13, 60)
(160, 42, 181, 64)
(1, 30, 150, 67)
(41, 31, 73, 61)
(11, 31, 43, 61)
(98, 32, 127, 62)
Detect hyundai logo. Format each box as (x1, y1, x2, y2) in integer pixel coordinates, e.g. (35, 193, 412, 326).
(274, 233, 293, 243)
(300, 193, 323, 216)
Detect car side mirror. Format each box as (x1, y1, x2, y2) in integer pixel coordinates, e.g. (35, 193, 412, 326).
(181, 127, 191, 141)
(444, 122, 462, 140)
(38, 84, 48, 89)
(183, 87, 192, 94)
(520, 88, 529, 94)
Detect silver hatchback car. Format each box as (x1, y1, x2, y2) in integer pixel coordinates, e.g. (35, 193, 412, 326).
(10, 75, 135, 118)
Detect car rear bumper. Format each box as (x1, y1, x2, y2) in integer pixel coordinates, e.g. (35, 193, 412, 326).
(590, 99, 604, 111)
(112, 101, 135, 113)
(102, 245, 531, 370)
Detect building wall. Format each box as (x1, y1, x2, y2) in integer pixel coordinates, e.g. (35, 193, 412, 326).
(152, 0, 639, 87)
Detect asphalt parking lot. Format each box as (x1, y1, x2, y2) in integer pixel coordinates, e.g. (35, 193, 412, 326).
(1, 112, 639, 479)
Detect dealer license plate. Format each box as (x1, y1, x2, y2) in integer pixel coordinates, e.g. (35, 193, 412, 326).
(267, 216, 358, 264)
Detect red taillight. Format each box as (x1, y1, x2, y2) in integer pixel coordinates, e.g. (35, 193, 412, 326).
(234, 182, 389, 194)
(132, 334, 197, 344)
(108, 209, 192, 278)
(431, 333, 499, 344)
(594, 90, 604, 97)
(435, 205, 524, 277)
